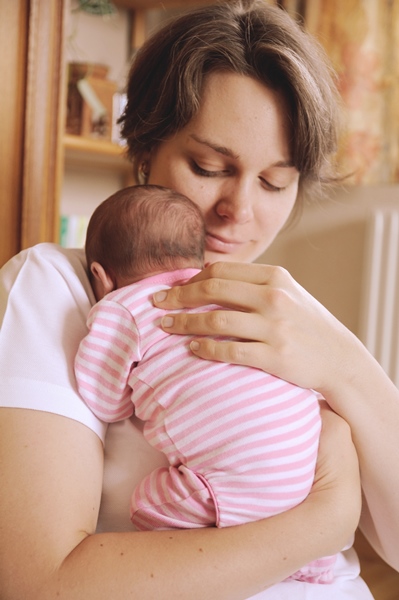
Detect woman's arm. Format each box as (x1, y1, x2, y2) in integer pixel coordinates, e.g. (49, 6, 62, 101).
(0, 405, 360, 600)
(153, 261, 399, 569)
(329, 353, 399, 570)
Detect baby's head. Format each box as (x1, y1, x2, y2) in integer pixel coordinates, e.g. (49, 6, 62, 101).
(85, 185, 205, 299)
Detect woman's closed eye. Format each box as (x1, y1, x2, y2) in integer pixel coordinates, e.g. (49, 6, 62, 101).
(259, 177, 286, 193)
(190, 159, 293, 192)
(259, 167, 300, 193)
(191, 160, 230, 177)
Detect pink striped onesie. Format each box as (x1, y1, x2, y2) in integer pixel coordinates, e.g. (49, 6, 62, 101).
(75, 268, 337, 583)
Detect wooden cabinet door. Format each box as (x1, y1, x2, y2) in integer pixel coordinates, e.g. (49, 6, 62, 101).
(0, 0, 28, 266)
(0, 0, 66, 267)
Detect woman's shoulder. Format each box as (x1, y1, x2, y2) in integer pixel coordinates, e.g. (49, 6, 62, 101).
(2, 242, 86, 276)
(1, 243, 93, 303)
(0, 243, 105, 437)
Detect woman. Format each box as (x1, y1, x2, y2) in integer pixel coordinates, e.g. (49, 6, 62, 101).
(0, 1, 397, 598)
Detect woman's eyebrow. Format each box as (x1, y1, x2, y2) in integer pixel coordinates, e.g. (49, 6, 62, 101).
(272, 160, 296, 168)
(189, 133, 239, 159)
(189, 133, 295, 168)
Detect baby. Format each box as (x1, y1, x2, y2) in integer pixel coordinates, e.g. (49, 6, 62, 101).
(75, 184, 337, 583)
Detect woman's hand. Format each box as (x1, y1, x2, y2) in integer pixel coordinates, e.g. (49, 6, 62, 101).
(153, 261, 359, 398)
(154, 261, 399, 565)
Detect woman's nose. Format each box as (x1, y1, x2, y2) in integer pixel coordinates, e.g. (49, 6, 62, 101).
(215, 181, 253, 224)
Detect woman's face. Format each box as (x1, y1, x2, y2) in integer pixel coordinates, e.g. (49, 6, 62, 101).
(147, 71, 299, 264)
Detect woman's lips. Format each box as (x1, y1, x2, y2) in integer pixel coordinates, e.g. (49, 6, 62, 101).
(205, 232, 245, 254)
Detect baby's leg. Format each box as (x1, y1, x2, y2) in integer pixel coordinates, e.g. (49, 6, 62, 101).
(131, 465, 217, 530)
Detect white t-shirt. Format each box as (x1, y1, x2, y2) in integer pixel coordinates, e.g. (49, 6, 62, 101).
(0, 243, 374, 600)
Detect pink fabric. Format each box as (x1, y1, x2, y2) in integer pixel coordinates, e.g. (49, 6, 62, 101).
(75, 269, 336, 583)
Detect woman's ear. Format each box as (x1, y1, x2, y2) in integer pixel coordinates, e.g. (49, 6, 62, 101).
(90, 261, 115, 300)
(139, 150, 151, 183)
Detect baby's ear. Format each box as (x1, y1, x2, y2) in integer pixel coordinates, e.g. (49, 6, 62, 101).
(90, 261, 115, 299)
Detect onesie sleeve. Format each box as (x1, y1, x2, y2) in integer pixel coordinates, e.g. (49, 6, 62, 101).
(0, 243, 107, 441)
(75, 299, 140, 422)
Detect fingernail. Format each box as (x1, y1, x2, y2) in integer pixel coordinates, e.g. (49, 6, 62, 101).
(162, 316, 174, 328)
(190, 341, 200, 351)
(154, 291, 167, 302)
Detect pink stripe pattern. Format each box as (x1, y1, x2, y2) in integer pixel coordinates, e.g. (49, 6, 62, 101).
(75, 269, 337, 583)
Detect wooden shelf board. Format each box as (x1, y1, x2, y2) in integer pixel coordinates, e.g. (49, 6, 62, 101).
(64, 133, 126, 156)
(63, 134, 132, 172)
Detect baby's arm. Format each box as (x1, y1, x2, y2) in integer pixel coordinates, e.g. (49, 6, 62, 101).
(75, 300, 139, 422)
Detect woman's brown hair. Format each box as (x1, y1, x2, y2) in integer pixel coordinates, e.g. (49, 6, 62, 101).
(120, 0, 341, 207)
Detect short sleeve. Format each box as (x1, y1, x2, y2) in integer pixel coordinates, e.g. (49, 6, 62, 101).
(0, 243, 107, 441)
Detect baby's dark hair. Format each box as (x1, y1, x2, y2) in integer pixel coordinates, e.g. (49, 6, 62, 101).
(85, 185, 205, 286)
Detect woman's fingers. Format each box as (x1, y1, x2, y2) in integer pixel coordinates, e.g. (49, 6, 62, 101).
(153, 262, 291, 311)
(189, 339, 274, 373)
(161, 309, 268, 341)
(155, 279, 259, 311)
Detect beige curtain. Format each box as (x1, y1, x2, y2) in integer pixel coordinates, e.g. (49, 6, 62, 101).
(280, 0, 399, 185)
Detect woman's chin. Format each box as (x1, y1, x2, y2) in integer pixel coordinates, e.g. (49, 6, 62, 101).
(204, 249, 255, 265)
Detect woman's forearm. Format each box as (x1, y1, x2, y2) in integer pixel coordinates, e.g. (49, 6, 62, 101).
(323, 347, 399, 569)
(49, 411, 362, 600)
(52, 499, 349, 600)
(1, 408, 360, 600)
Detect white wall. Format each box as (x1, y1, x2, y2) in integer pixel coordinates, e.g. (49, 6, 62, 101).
(65, 0, 130, 83)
